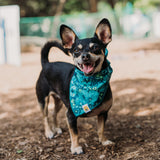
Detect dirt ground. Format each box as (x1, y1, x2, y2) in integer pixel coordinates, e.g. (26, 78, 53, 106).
(0, 38, 160, 160)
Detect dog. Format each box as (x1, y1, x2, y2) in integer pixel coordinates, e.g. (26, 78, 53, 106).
(36, 18, 114, 154)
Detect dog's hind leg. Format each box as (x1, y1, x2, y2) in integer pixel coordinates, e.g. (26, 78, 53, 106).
(39, 96, 54, 139)
(52, 95, 63, 135)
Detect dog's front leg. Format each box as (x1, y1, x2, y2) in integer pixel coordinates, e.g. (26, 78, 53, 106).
(97, 111, 114, 146)
(66, 110, 83, 155)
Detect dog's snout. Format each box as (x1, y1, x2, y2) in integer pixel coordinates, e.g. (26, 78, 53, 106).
(82, 53, 90, 61)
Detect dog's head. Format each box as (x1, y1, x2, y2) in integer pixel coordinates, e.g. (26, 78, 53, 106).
(60, 18, 112, 76)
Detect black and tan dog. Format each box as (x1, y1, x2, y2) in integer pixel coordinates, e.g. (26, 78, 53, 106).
(36, 18, 114, 154)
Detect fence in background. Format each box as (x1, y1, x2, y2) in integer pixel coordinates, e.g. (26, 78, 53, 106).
(20, 11, 160, 40)
(0, 5, 21, 66)
(20, 12, 117, 39)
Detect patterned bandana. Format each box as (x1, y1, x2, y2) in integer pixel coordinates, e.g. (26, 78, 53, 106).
(69, 49, 113, 117)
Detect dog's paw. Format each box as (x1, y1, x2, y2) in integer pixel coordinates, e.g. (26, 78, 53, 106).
(45, 130, 54, 139)
(55, 127, 62, 134)
(102, 140, 115, 146)
(71, 146, 84, 155)
(52, 127, 62, 135)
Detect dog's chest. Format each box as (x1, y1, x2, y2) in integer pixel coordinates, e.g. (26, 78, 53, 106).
(69, 63, 112, 117)
(86, 98, 112, 117)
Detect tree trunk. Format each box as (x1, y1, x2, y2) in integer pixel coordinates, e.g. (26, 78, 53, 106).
(107, 0, 122, 35)
(89, 0, 98, 13)
(55, 0, 66, 16)
(51, 0, 66, 38)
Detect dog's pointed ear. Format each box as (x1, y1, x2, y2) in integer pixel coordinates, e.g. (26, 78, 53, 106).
(95, 18, 112, 45)
(60, 25, 78, 49)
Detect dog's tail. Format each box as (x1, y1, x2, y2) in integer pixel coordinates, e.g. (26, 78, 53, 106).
(41, 41, 69, 68)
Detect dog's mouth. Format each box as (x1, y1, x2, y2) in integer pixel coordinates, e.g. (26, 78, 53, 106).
(78, 59, 100, 76)
(80, 63, 94, 74)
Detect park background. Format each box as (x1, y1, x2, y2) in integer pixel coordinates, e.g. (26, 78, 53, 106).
(0, 0, 160, 159)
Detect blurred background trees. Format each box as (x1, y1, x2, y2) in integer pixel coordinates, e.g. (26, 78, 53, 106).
(0, 0, 160, 17)
(1, 0, 160, 39)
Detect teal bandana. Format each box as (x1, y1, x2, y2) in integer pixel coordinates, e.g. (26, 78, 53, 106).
(70, 49, 113, 117)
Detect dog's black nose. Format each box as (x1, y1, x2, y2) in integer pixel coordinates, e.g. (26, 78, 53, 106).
(82, 53, 90, 61)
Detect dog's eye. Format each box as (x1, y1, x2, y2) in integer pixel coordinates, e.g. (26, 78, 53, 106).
(91, 45, 99, 52)
(74, 48, 80, 52)
(73, 48, 82, 54)
(73, 48, 81, 57)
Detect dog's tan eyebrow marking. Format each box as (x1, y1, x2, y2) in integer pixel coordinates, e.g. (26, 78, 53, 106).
(89, 43, 94, 48)
(78, 44, 83, 49)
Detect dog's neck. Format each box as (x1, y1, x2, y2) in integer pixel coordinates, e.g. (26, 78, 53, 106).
(102, 48, 109, 70)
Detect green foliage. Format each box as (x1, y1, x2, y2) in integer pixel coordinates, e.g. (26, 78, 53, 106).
(16, 150, 23, 154)
(98, 1, 112, 12)
(63, 0, 89, 14)
(134, 0, 160, 7)
(0, 0, 59, 17)
(134, 0, 160, 12)
(0, 0, 160, 17)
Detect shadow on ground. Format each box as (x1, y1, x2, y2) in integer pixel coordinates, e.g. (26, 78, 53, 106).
(0, 79, 160, 160)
